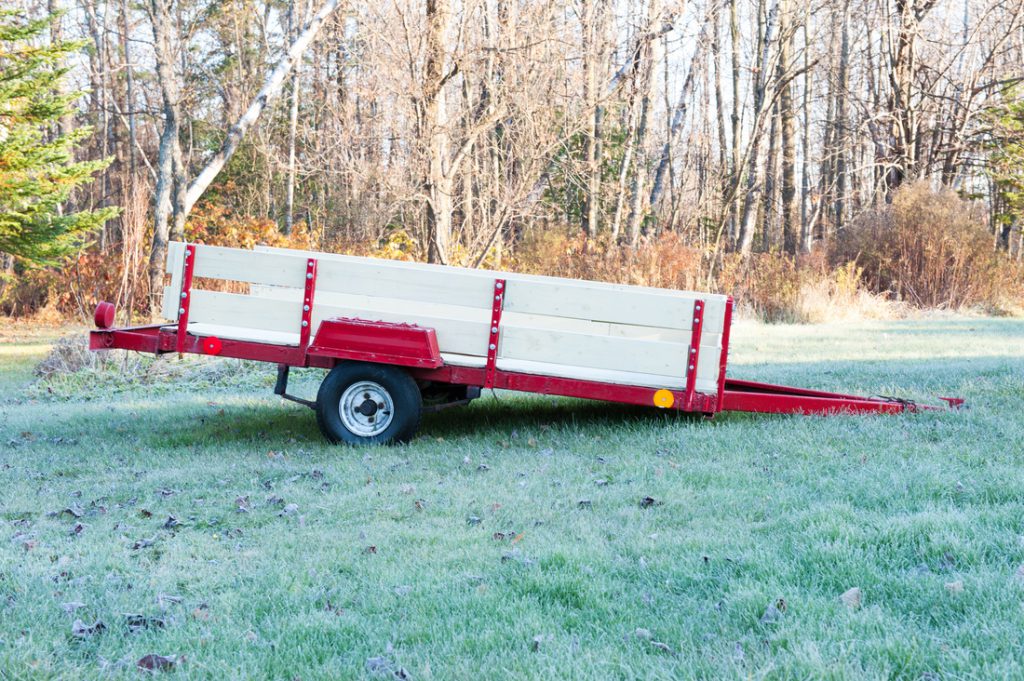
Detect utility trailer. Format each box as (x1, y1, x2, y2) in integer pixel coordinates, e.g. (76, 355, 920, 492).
(89, 242, 962, 444)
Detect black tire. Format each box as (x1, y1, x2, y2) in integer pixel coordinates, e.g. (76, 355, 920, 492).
(315, 362, 422, 445)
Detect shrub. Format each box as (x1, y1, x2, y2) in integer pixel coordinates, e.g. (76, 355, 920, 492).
(835, 182, 1023, 310)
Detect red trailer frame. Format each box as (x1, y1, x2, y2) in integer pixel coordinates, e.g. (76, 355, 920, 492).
(89, 245, 963, 435)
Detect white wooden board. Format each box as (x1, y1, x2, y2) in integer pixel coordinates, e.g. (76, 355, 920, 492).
(164, 241, 730, 394)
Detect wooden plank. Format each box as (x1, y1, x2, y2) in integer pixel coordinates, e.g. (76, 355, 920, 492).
(186, 323, 299, 346)
(161, 242, 186, 321)
(504, 284, 727, 332)
(314, 259, 494, 309)
(188, 290, 301, 333)
(190, 244, 308, 288)
(496, 357, 720, 393)
(498, 327, 687, 377)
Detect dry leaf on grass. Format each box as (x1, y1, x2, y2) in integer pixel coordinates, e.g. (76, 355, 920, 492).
(136, 654, 178, 671)
(71, 619, 106, 637)
(840, 587, 862, 609)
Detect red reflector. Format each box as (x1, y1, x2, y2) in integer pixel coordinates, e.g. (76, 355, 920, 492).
(203, 337, 223, 355)
(94, 301, 115, 329)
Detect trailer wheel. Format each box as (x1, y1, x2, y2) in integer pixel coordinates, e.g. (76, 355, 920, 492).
(315, 362, 422, 445)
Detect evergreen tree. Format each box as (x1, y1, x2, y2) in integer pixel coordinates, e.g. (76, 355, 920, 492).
(0, 9, 117, 266)
(986, 93, 1024, 240)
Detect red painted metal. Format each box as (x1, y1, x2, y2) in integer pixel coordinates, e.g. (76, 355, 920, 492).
(484, 279, 506, 389)
(90, 321, 954, 416)
(716, 296, 734, 413)
(683, 299, 705, 410)
(720, 378, 926, 414)
(299, 258, 318, 351)
(94, 301, 116, 329)
(176, 244, 196, 356)
(308, 318, 442, 368)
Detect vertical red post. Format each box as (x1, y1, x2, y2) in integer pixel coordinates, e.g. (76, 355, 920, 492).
(298, 258, 318, 355)
(176, 244, 197, 356)
(716, 296, 734, 413)
(683, 298, 705, 410)
(484, 279, 506, 389)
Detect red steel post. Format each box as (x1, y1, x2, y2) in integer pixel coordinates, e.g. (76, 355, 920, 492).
(683, 299, 705, 410)
(298, 258, 318, 354)
(484, 279, 506, 389)
(175, 244, 197, 356)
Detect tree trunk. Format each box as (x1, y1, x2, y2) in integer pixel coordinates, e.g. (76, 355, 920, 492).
(777, 0, 797, 254)
(147, 0, 183, 314)
(424, 0, 453, 263)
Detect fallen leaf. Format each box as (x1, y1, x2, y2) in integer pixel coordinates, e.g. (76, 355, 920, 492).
(577, 499, 592, 509)
(840, 587, 862, 609)
(136, 654, 177, 671)
(511, 532, 525, 545)
(126, 614, 166, 632)
(594, 479, 609, 487)
(364, 545, 377, 555)
(651, 641, 673, 654)
(69, 523, 85, 536)
(59, 505, 84, 519)
(945, 580, 964, 594)
(156, 593, 183, 609)
(60, 601, 86, 614)
(530, 634, 545, 651)
(635, 627, 652, 640)
(467, 516, 482, 526)
(132, 536, 157, 550)
(163, 516, 180, 529)
(72, 619, 106, 637)
(761, 602, 782, 622)
(279, 503, 299, 517)
(639, 496, 662, 508)
(139, 509, 153, 518)
(399, 484, 415, 495)
(477, 464, 490, 472)
(414, 499, 425, 511)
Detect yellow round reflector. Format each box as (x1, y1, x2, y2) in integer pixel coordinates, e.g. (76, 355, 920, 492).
(653, 389, 675, 408)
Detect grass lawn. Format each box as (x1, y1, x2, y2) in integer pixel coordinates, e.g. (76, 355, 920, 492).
(1, 316, 1022, 679)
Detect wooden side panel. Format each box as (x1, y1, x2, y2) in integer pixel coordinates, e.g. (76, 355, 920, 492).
(161, 242, 186, 321)
(255, 245, 728, 329)
(182, 244, 730, 393)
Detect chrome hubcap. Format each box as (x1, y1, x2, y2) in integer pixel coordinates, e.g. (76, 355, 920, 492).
(339, 381, 394, 437)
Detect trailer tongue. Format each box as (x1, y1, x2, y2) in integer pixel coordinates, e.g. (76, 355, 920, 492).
(89, 242, 961, 445)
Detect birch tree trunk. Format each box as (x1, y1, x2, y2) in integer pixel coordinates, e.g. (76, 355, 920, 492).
(146, 0, 183, 313)
(737, 0, 780, 254)
(183, 0, 342, 216)
(284, 0, 306, 235)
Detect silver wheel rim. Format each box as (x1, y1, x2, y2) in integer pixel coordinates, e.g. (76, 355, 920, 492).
(339, 381, 395, 437)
